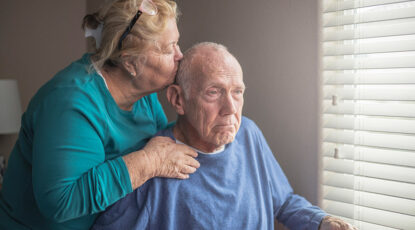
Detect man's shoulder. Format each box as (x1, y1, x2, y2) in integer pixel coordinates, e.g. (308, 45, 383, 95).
(241, 116, 256, 127)
(239, 116, 261, 134)
(155, 126, 175, 139)
(234, 116, 266, 146)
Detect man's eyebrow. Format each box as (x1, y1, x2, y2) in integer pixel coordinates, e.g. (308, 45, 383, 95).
(203, 83, 223, 88)
(203, 83, 246, 89)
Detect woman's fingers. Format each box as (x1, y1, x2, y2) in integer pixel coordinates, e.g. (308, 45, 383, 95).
(180, 165, 197, 174)
(176, 173, 190, 180)
(175, 165, 197, 180)
(178, 145, 198, 158)
(184, 156, 200, 169)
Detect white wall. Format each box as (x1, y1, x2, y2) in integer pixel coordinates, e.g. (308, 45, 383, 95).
(0, 1, 86, 160)
(165, 0, 322, 205)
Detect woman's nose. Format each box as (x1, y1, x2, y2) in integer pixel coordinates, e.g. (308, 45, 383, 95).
(175, 45, 183, 61)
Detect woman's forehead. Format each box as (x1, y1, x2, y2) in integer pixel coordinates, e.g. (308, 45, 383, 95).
(157, 19, 179, 44)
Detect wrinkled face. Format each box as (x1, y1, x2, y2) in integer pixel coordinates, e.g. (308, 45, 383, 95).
(184, 56, 245, 148)
(135, 18, 183, 91)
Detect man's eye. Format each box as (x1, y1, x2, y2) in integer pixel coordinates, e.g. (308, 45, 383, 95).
(207, 90, 218, 95)
(233, 89, 244, 95)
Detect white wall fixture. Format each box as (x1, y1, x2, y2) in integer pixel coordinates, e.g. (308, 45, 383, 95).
(0, 79, 22, 134)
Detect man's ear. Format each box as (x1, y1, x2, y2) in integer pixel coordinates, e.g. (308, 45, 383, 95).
(166, 84, 185, 115)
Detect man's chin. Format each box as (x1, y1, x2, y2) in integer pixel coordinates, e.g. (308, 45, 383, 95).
(215, 132, 235, 146)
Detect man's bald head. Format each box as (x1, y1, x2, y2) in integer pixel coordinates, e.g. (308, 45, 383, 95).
(176, 42, 243, 99)
(167, 42, 245, 152)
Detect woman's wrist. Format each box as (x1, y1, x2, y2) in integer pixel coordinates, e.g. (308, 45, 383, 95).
(122, 150, 156, 189)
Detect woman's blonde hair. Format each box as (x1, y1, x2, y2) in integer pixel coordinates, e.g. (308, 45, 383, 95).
(82, 0, 178, 69)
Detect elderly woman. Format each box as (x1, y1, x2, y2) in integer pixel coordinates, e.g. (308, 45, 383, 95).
(0, 0, 200, 229)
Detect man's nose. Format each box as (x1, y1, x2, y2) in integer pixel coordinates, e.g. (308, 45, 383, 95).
(221, 93, 237, 115)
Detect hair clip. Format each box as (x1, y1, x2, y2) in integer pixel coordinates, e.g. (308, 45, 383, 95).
(85, 23, 104, 49)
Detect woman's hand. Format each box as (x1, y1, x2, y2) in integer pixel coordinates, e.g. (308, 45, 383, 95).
(122, 136, 200, 189)
(143, 136, 200, 179)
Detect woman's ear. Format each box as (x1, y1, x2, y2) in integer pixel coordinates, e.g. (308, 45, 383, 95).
(166, 84, 185, 115)
(120, 54, 137, 77)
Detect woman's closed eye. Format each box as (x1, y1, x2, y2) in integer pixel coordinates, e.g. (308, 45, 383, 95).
(162, 43, 178, 55)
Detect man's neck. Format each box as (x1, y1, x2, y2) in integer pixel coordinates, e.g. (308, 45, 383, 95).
(173, 118, 224, 153)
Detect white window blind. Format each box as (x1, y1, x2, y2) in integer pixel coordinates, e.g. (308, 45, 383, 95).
(320, 1, 415, 229)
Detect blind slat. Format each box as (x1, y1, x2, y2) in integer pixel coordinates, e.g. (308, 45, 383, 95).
(323, 185, 415, 216)
(323, 171, 415, 200)
(323, 85, 415, 101)
(324, 3, 415, 27)
(323, 18, 415, 41)
(323, 69, 415, 85)
(323, 0, 411, 12)
(323, 100, 415, 118)
(323, 35, 415, 56)
(323, 114, 415, 134)
(322, 200, 415, 229)
(323, 157, 415, 183)
(323, 53, 415, 70)
(322, 142, 415, 167)
(323, 128, 415, 151)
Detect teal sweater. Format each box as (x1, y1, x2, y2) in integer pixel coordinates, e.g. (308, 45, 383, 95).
(0, 54, 168, 230)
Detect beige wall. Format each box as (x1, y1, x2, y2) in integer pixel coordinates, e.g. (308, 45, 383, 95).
(170, 0, 322, 205)
(0, 1, 86, 160)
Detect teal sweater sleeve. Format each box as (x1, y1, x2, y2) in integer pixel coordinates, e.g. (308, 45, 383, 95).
(31, 87, 132, 222)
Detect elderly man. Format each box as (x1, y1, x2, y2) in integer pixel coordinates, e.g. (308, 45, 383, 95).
(92, 42, 355, 230)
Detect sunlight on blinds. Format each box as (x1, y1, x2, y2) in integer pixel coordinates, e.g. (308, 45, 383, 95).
(320, 0, 415, 229)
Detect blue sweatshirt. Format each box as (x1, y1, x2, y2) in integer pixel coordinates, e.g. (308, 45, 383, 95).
(93, 117, 326, 230)
(0, 54, 167, 230)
